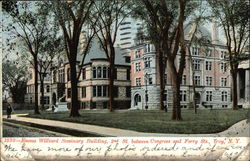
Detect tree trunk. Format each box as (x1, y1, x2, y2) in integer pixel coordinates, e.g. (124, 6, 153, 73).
(169, 60, 182, 120)
(158, 50, 166, 111)
(69, 60, 81, 117)
(108, 46, 115, 112)
(40, 75, 45, 111)
(188, 47, 197, 114)
(34, 56, 40, 114)
(231, 70, 238, 110)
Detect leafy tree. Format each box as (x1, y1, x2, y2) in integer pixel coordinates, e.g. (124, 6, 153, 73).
(185, 1, 210, 113)
(208, 0, 249, 110)
(2, 59, 27, 104)
(38, 30, 63, 110)
(3, 1, 52, 114)
(132, 0, 194, 120)
(89, 0, 130, 111)
(50, 0, 94, 117)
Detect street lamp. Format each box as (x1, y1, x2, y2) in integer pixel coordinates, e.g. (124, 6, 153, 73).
(145, 73, 149, 110)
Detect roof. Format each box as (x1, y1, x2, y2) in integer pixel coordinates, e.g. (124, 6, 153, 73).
(184, 23, 225, 46)
(238, 60, 250, 69)
(81, 38, 129, 66)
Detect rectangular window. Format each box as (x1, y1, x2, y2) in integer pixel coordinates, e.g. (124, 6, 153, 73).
(145, 44, 151, 53)
(194, 76, 201, 86)
(181, 75, 186, 85)
(126, 68, 130, 80)
(97, 86, 102, 97)
(221, 91, 228, 101)
(146, 74, 153, 84)
(46, 85, 50, 93)
(192, 47, 199, 56)
(206, 49, 212, 57)
(103, 86, 107, 97)
(82, 87, 86, 98)
(222, 105, 228, 108)
(97, 67, 102, 78)
(136, 78, 141, 86)
(126, 87, 131, 98)
(206, 76, 212, 86)
(40, 96, 50, 105)
(180, 90, 187, 102)
(220, 62, 227, 72)
(135, 50, 140, 58)
(93, 86, 96, 97)
(220, 51, 226, 59)
(205, 61, 212, 71)
(193, 59, 201, 70)
(67, 88, 71, 98)
(114, 86, 118, 98)
(135, 63, 141, 72)
(114, 68, 117, 79)
(67, 68, 71, 81)
(221, 78, 227, 87)
(82, 68, 86, 80)
(125, 56, 130, 63)
(103, 67, 107, 78)
(144, 57, 151, 68)
(59, 69, 65, 83)
(206, 91, 213, 101)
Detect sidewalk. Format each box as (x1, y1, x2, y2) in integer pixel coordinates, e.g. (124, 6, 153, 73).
(3, 114, 250, 137)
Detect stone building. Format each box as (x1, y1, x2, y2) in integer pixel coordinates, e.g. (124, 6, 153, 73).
(129, 24, 235, 110)
(50, 39, 131, 109)
(25, 66, 52, 108)
(238, 60, 250, 108)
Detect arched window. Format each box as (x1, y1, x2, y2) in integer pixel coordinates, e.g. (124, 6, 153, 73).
(92, 67, 96, 78)
(103, 67, 107, 78)
(97, 66, 102, 78)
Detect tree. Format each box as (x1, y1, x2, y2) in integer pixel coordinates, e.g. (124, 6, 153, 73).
(208, 0, 249, 110)
(89, 0, 129, 111)
(2, 59, 27, 103)
(38, 31, 63, 110)
(185, 2, 210, 113)
(50, 0, 94, 117)
(133, 0, 194, 120)
(3, 1, 52, 114)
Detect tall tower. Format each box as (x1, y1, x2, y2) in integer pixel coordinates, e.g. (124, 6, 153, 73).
(115, 17, 141, 57)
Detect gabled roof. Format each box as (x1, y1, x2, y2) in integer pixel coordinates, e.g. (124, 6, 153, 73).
(81, 38, 129, 66)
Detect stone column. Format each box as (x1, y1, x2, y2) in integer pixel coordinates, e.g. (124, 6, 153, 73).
(245, 69, 250, 102)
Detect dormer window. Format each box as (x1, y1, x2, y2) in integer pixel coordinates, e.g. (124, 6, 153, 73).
(192, 47, 199, 56)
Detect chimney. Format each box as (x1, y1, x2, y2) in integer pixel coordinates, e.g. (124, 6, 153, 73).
(212, 21, 219, 44)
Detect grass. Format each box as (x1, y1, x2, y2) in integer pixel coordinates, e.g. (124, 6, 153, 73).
(25, 109, 250, 134)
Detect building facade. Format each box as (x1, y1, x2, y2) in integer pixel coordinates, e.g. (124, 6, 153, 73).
(62, 59, 131, 109)
(25, 67, 52, 108)
(25, 38, 131, 110)
(129, 42, 234, 110)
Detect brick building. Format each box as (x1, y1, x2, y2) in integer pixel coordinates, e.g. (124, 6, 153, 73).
(129, 24, 239, 110)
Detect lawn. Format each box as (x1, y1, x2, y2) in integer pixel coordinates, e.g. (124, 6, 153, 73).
(26, 109, 250, 134)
